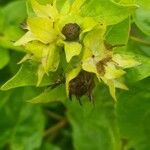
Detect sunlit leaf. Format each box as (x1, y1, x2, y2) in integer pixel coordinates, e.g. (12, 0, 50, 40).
(1, 62, 56, 90)
(81, 0, 137, 25)
(27, 17, 57, 44)
(63, 42, 82, 62)
(29, 85, 66, 103)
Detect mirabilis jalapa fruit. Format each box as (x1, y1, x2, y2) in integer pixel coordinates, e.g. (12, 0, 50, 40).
(14, 0, 140, 102)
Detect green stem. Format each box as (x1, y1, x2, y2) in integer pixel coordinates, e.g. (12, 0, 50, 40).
(45, 110, 64, 120)
(130, 36, 150, 46)
(44, 119, 67, 138)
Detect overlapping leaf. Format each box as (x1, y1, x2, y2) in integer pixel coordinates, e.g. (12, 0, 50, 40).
(0, 88, 45, 150)
(81, 0, 138, 25)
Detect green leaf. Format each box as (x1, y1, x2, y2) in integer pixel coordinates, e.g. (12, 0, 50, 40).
(126, 54, 150, 82)
(71, 0, 86, 14)
(27, 17, 57, 44)
(63, 42, 82, 62)
(81, 0, 137, 25)
(26, 0, 54, 17)
(105, 18, 130, 45)
(1, 62, 56, 91)
(134, 8, 150, 36)
(112, 54, 140, 69)
(0, 1, 27, 51)
(42, 44, 60, 73)
(136, 0, 150, 9)
(114, 48, 150, 82)
(117, 78, 150, 149)
(0, 10, 4, 32)
(29, 85, 66, 103)
(83, 28, 105, 54)
(1, 63, 38, 90)
(113, 0, 149, 9)
(0, 48, 10, 69)
(56, 0, 69, 12)
(0, 88, 45, 150)
(121, 39, 150, 82)
(31, 0, 58, 19)
(0, 25, 25, 51)
(2, 1, 27, 26)
(14, 31, 36, 47)
(66, 85, 121, 150)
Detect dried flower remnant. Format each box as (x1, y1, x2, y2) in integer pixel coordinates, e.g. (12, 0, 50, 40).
(82, 30, 140, 100)
(96, 57, 112, 76)
(69, 70, 95, 105)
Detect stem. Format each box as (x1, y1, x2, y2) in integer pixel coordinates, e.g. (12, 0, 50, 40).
(130, 36, 150, 46)
(44, 119, 67, 138)
(45, 110, 64, 120)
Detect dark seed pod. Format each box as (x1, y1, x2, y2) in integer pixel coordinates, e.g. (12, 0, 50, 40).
(62, 23, 81, 41)
(69, 70, 95, 105)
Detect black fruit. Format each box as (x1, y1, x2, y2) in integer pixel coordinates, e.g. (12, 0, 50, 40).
(62, 23, 81, 41)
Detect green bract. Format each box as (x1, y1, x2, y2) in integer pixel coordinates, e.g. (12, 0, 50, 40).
(14, 0, 140, 100)
(14, 0, 98, 84)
